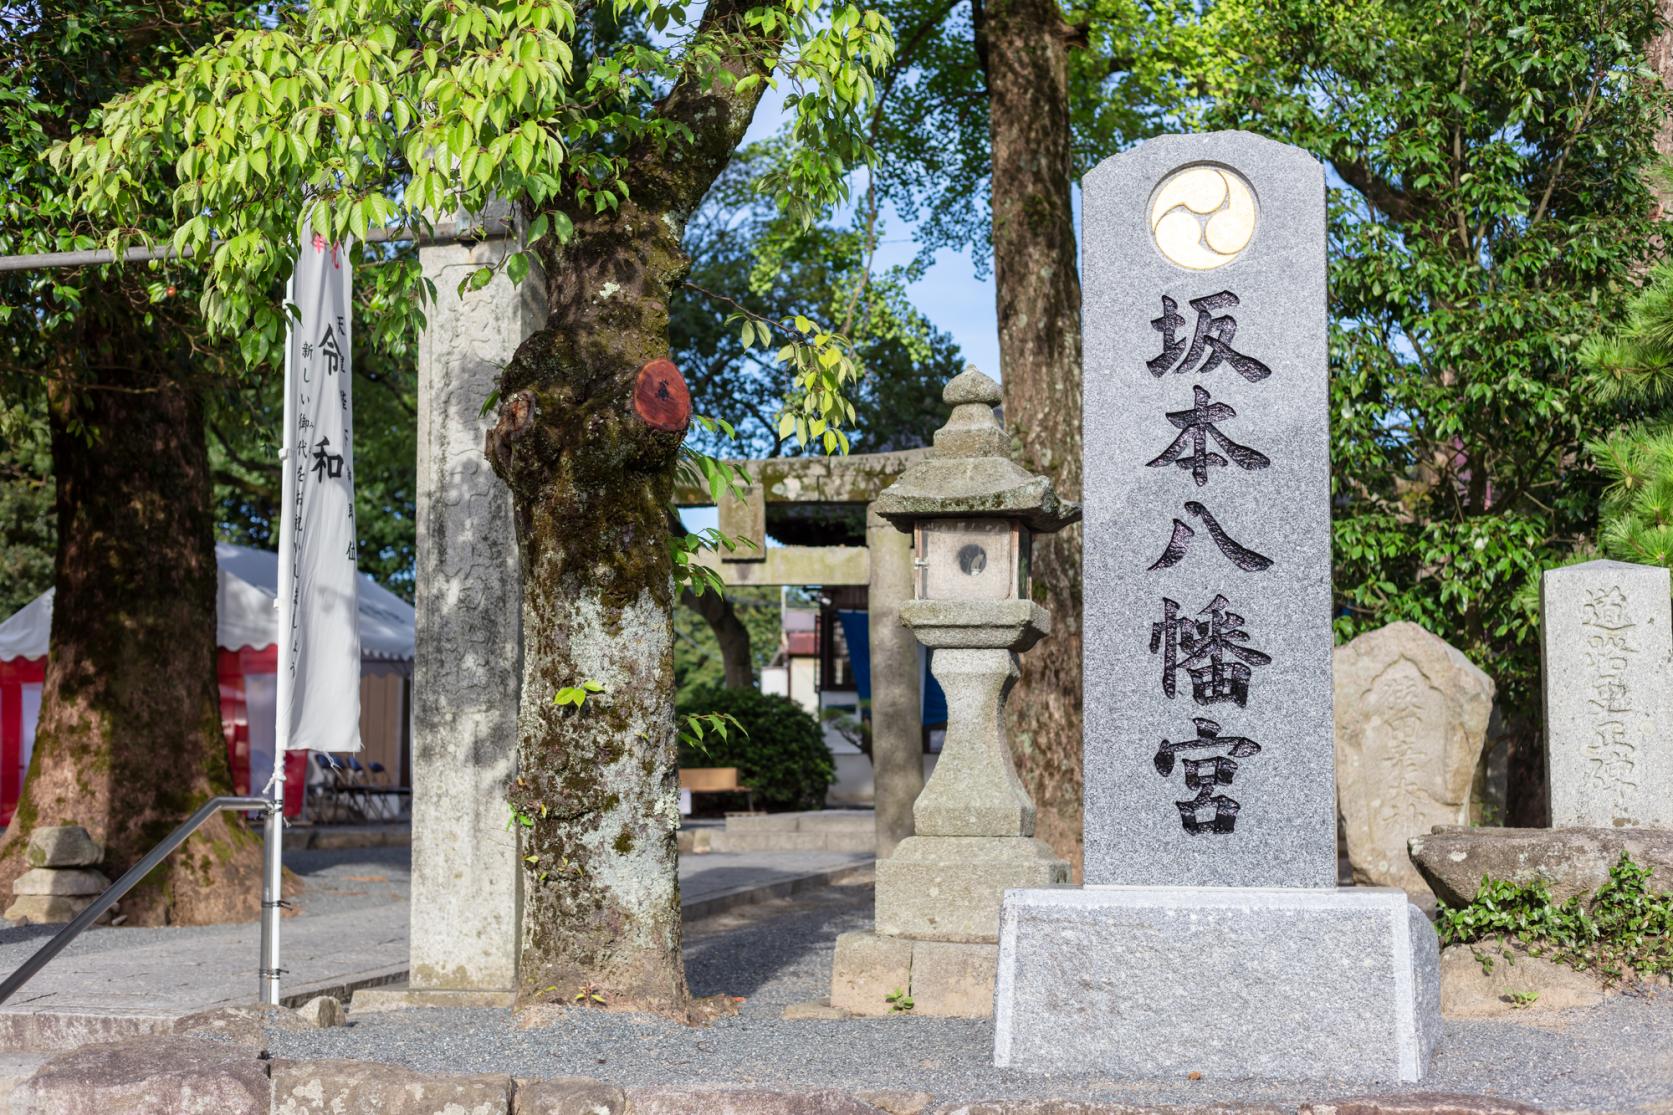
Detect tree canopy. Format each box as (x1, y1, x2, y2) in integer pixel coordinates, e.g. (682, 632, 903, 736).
(1207, 0, 1670, 742)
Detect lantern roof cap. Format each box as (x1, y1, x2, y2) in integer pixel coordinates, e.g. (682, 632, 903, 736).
(872, 365, 1081, 534)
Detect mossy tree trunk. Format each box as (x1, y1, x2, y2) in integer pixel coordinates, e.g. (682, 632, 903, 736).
(486, 0, 774, 1014)
(978, 0, 1086, 875)
(0, 289, 262, 924)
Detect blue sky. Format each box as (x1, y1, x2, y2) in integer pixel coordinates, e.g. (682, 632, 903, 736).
(680, 94, 1005, 533)
(740, 89, 1003, 382)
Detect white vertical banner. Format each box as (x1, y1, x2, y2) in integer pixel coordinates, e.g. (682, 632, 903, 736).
(278, 227, 362, 754)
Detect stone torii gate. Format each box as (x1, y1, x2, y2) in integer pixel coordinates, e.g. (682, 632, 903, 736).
(400, 220, 927, 1006)
(673, 451, 929, 850)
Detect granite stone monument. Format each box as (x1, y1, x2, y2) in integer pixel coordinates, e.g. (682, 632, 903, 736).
(1541, 559, 1673, 828)
(1334, 621, 1496, 899)
(993, 132, 1441, 1083)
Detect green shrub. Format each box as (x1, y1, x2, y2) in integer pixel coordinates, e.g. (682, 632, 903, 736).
(677, 686, 835, 811)
(1436, 853, 1673, 984)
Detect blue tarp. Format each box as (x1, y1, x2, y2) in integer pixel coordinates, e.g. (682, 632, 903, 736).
(836, 609, 948, 726)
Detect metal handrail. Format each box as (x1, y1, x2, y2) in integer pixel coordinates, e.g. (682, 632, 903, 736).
(0, 796, 277, 1007)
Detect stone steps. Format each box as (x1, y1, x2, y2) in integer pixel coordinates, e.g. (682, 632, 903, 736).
(701, 810, 876, 854)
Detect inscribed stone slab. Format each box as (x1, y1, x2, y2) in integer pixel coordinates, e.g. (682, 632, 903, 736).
(1334, 621, 1495, 897)
(410, 231, 541, 990)
(1542, 559, 1673, 828)
(993, 886, 1441, 1082)
(1080, 131, 1335, 887)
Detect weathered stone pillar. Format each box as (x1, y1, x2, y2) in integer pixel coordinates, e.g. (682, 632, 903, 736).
(867, 505, 923, 860)
(407, 223, 542, 998)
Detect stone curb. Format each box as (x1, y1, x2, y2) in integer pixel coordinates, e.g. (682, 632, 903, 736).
(7, 1039, 1546, 1115)
(679, 860, 874, 922)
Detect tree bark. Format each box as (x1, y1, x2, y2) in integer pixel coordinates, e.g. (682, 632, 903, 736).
(681, 588, 754, 688)
(1650, 0, 1673, 216)
(0, 289, 263, 924)
(978, 0, 1086, 876)
(486, 0, 774, 1014)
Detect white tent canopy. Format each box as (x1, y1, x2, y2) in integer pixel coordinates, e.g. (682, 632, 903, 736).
(0, 542, 414, 668)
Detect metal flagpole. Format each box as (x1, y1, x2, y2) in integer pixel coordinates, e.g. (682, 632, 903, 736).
(263, 268, 298, 1008)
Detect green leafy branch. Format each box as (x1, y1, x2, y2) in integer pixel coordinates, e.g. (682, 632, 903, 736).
(677, 711, 747, 760)
(553, 679, 604, 708)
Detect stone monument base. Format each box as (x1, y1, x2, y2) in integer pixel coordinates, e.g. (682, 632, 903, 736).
(994, 886, 1440, 1082)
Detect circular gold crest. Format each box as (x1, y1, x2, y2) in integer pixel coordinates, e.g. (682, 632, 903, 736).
(1149, 165, 1256, 270)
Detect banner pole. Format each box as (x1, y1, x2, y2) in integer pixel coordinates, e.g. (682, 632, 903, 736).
(264, 265, 299, 1009)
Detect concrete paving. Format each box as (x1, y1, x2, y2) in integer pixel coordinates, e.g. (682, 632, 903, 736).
(0, 840, 870, 1051)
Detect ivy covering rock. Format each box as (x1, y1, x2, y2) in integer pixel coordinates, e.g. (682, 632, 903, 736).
(1437, 853, 1673, 985)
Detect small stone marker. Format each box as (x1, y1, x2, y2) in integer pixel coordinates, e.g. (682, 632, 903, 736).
(25, 825, 103, 869)
(1079, 135, 1335, 888)
(1542, 559, 1673, 828)
(1334, 621, 1495, 898)
(994, 132, 1440, 1083)
(7, 825, 112, 925)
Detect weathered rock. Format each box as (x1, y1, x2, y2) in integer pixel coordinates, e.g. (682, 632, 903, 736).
(174, 1004, 311, 1048)
(1408, 825, 1673, 908)
(271, 1058, 512, 1114)
(623, 1087, 889, 1114)
(857, 1091, 934, 1115)
(293, 995, 345, 1028)
(4, 894, 101, 925)
(1334, 622, 1494, 899)
(936, 1098, 1284, 1104)
(12, 867, 112, 897)
(1300, 1096, 1543, 1115)
(1438, 941, 1613, 1017)
(512, 1076, 625, 1114)
(10, 1036, 266, 1114)
(25, 826, 103, 869)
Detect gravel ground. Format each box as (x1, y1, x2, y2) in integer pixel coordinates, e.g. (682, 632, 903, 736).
(262, 877, 1673, 1112)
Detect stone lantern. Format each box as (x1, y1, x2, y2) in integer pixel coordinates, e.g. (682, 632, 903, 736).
(824, 366, 1079, 1018)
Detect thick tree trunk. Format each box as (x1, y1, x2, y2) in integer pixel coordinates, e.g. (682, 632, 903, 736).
(486, 0, 773, 1014)
(980, 0, 1086, 875)
(681, 588, 754, 688)
(0, 296, 262, 924)
(1651, 1, 1673, 216)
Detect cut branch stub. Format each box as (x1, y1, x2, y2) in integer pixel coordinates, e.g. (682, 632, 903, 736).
(485, 389, 538, 477)
(633, 358, 692, 433)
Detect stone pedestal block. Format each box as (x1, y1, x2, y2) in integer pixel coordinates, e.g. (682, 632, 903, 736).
(994, 886, 1440, 1082)
(830, 931, 913, 1015)
(829, 933, 999, 1017)
(874, 836, 1067, 943)
(908, 940, 997, 1017)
